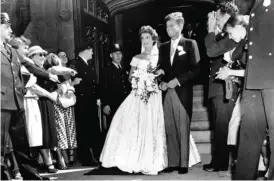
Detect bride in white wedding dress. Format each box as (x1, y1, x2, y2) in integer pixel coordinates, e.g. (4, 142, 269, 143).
(99, 26, 167, 175)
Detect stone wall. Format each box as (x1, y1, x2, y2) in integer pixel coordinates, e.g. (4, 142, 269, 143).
(23, 0, 75, 59)
(1, 0, 26, 36)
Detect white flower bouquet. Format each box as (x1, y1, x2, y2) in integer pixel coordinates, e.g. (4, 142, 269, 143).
(131, 63, 159, 104)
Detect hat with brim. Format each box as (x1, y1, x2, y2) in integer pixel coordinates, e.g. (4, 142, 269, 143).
(1, 13, 11, 25)
(110, 43, 122, 53)
(27, 45, 48, 57)
(76, 43, 92, 54)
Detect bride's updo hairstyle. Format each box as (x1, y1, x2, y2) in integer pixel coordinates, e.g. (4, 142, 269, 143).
(139, 25, 159, 45)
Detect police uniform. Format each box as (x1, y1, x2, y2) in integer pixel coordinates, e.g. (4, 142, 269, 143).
(100, 44, 131, 131)
(204, 32, 243, 171)
(70, 49, 102, 164)
(235, 0, 274, 180)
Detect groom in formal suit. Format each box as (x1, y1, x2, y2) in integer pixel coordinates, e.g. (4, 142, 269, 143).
(159, 12, 200, 174)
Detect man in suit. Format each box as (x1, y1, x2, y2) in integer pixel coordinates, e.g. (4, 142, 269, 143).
(159, 12, 200, 174)
(1, 12, 49, 180)
(234, 0, 274, 179)
(203, 2, 239, 173)
(70, 44, 102, 166)
(100, 43, 131, 133)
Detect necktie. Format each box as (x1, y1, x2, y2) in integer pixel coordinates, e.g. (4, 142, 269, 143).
(118, 65, 122, 72)
(3, 43, 11, 56)
(170, 41, 176, 64)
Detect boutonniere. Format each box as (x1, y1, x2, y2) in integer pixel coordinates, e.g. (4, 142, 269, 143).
(263, 0, 271, 7)
(177, 46, 186, 56)
(126, 71, 129, 75)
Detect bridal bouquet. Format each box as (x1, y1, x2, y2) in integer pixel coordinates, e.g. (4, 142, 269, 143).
(131, 63, 158, 104)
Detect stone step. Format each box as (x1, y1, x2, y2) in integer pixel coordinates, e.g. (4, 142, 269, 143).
(193, 106, 208, 112)
(191, 130, 211, 143)
(193, 97, 204, 106)
(193, 85, 203, 90)
(196, 143, 212, 154)
(192, 110, 209, 122)
(193, 88, 204, 97)
(190, 120, 210, 131)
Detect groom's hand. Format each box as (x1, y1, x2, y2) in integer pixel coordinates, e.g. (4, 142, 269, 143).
(168, 78, 179, 88)
(159, 82, 168, 91)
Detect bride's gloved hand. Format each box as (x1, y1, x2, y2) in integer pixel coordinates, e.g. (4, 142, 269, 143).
(159, 82, 168, 91)
(156, 69, 165, 76)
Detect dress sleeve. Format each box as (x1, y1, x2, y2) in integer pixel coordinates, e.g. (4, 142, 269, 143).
(130, 57, 139, 67)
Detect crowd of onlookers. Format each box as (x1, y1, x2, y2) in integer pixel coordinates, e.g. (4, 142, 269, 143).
(3, 35, 81, 179)
(1, 11, 130, 180)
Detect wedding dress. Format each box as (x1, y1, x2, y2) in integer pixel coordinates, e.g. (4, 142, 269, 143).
(100, 55, 168, 175)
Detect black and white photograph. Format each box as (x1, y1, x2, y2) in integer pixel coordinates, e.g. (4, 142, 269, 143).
(1, 0, 273, 180)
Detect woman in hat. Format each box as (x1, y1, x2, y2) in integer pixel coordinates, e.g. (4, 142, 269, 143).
(28, 46, 59, 173)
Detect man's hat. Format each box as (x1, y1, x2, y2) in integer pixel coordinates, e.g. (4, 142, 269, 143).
(1, 13, 11, 25)
(76, 43, 92, 54)
(165, 12, 184, 21)
(110, 43, 122, 53)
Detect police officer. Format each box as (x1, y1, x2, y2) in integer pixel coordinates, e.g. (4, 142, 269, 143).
(234, 0, 274, 180)
(1, 12, 49, 180)
(100, 43, 131, 132)
(70, 44, 102, 166)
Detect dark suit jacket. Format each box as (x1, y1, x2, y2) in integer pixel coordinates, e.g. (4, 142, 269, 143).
(1, 45, 24, 110)
(159, 36, 200, 117)
(21, 58, 49, 80)
(159, 37, 200, 86)
(100, 63, 131, 112)
(244, 0, 274, 89)
(205, 32, 239, 98)
(70, 56, 99, 105)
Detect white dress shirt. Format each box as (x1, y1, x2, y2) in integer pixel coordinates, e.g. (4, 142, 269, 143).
(170, 35, 182, 65)
(79, 55, 89, 65)
(170, 35, 182, 87)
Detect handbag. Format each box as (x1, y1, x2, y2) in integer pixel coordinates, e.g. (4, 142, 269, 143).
(58, 93, 76, 108)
